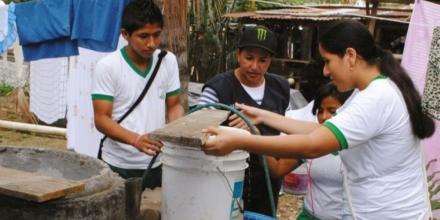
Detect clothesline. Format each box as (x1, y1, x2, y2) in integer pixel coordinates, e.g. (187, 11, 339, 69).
(253, 0, 438, 28)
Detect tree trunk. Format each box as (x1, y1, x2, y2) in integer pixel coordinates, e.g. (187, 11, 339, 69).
(156, 0, 189, 111)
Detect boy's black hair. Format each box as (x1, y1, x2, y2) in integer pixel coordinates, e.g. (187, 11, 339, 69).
(121, 0, 163, 35)
(312, 82, 352, 115)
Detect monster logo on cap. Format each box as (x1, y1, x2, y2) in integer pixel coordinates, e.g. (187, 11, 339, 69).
(256, 28, 268, 41)
(238, 26, 277, 55)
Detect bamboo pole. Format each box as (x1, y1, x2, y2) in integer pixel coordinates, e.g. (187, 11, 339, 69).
(0, 120, 66, 136)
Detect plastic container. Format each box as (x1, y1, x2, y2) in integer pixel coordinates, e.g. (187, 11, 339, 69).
(244, 211, 277, 220)
(161, 139, 249, 220)
(283, 163, 309, 195)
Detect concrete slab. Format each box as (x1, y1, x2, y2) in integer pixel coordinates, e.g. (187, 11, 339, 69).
(150, 109, 229, 148)
(0, 166, 85, 202)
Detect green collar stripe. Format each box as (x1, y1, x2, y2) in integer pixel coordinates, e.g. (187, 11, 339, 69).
(374, 74, 387, 80)
(166, 88, 182, 97)
(121, 47, 153, 78)
(367, 74, 387, 86)
(323, 121, 348, 151)
(92, 94, 114, 101)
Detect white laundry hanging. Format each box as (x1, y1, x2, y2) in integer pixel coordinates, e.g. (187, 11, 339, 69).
(29, 57, 68, 124)
(66, 48, 106, 156)
(66, 36, 127, 157)
(401, 0, 440, 218)
(0, 2, 8, 42)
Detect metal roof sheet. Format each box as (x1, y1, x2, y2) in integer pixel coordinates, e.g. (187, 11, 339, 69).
(223, 5, 412, 22)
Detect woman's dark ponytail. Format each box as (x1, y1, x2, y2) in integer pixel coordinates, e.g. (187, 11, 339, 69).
(320, 20, 435, 139)
(376, 46, 435, 138)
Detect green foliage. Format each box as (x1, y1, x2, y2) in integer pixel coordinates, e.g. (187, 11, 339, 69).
(0, 83, 14, 96)
(427, 159, 440, 211)
(3, 0, 30, 3)
(189, 0, 231, 82)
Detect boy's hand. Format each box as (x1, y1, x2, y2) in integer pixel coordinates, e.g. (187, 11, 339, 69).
(132, 134, 163, 156)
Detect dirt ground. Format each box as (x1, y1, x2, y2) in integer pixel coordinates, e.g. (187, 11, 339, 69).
(0, 94, 66, 149)
(0, 93, 303, 219)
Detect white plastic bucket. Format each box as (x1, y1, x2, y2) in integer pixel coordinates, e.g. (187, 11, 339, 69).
(161, 141, 249, 220)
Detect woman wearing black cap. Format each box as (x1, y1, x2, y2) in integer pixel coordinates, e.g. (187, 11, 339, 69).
(198, 25, 291, 216)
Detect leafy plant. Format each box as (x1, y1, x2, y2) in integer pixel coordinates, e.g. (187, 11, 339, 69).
(427, 159, 440, 212)
(0, 83, 14, 96)
(2, 0, 30, 4)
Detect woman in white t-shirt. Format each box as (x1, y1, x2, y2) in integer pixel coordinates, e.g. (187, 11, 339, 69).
(202, 20, 436, 220)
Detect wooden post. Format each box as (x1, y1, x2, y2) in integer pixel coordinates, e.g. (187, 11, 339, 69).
(367, 0, 379, 35)
(301, 25, 313, 62)
(157, 0, 189, 111)
(125, 177, 142, 220)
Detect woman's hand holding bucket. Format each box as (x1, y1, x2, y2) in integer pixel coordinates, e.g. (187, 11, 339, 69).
(202, 126, 250, 156)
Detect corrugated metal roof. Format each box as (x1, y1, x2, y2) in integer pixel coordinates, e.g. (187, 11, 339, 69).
(223, 5, 412, 22)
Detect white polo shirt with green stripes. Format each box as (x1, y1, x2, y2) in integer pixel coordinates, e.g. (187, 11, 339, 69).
(92, 48, 181, 169)
(324, 76, 428, 219)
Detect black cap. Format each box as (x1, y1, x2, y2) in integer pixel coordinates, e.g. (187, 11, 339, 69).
(237, 26, 277, 55)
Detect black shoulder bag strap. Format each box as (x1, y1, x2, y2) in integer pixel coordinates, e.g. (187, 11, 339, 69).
(97, 50, 168, 159)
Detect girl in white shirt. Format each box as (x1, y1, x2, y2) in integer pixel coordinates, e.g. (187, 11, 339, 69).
(269, 82, 352, 220)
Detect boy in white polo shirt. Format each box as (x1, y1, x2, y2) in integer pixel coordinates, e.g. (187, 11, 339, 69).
(91, 0, 184, 189)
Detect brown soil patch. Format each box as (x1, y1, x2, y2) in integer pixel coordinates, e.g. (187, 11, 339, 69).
(0, 94, 66, 149)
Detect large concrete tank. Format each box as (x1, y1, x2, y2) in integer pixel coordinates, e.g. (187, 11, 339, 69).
(0, 146, 126, 220)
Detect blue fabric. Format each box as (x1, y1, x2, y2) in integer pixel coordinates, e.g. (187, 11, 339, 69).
(15, 0, 78, 61)
(14, 0, 129, 60)
(0, 3, 17, 54)
(71, 0, 129, 52)
(21, 38, 79, 61)
(15, 0, 73, 44)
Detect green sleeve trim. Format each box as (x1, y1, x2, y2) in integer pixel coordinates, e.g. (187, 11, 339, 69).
(92, 94, 114, 101)
(166, 88, 181, 97)
(297, 207, 321, 220)
(323, 121, 348, 152)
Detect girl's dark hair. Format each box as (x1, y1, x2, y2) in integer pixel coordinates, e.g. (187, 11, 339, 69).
(319, 20, 435, 138)
(121, 0, 163, 35)
(312, 82, 352, 115)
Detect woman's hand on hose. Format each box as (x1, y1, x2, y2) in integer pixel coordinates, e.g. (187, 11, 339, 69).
(229, 103, 267, 126)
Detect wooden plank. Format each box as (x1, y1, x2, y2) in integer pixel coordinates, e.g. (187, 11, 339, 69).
(0, 167, 85, 203)
(150, 109, 230, 148)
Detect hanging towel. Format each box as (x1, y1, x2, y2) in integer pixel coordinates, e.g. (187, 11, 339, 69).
(30, 57, 68, 124)
(15, 0, 72, 44)
(15, 0, 78, 61)
(71, 0, 129, 52)
(0, 3, 7, 41)
(67, 36, 127, 156)
(0, 3, 16, 54)
(20, 39, 78, 61)
(422, 27, 440, 120)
